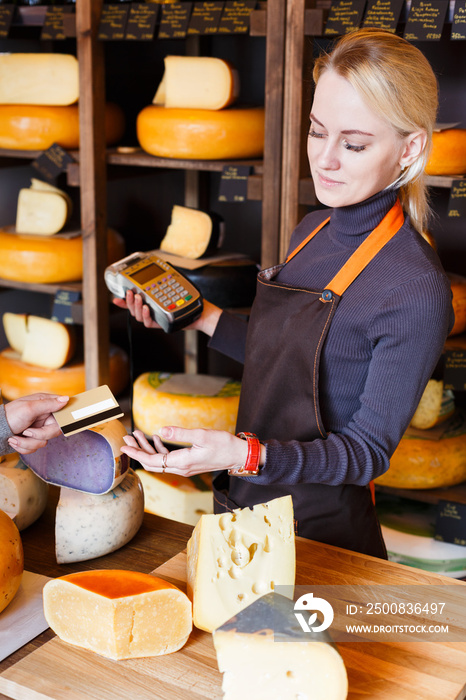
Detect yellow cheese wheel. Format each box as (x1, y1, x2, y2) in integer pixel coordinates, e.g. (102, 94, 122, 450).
(0, 508, 24, 614)
(448, 272, 466, 337)
(0, 344, 129, 400)
(136, 105, 265, 160)
(0, 227, 124, 284)
(0, 103, 125, 151)
(426, 129, 466, 176)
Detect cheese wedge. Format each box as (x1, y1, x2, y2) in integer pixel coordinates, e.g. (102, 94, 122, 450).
(0, 508, 23, 614)
(410, 379, 455, 430)
(160, 205, 224, 259)
(0, 453, 48, 531)
(153, 56, 239, 110)
(136, 469, 213, 526)
(0, 53, 79, 106)
(187, 496, 296, 633)
(2, 313, 27, 354)
(213, 593, 348, 700)
(16, 188, 69, 235)
(3, 314, 76, 370)
(43, 569, 192, 660)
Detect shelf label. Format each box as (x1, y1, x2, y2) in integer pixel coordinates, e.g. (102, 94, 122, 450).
(158, 3, 193, 39)
(0, 4, 14, 39)
(404, 0, 448, 41)
(41, 6, 72, 41)
(218, 165, 251, 202)
(451, 0, 466, 39)
(362, 0, 404, 31)
(444, 347, 466, 391)
(447, 179, 466, 218)
(324, 0, 367, 36)
(188, 1, 225, 34)
(52, 290, 82, 326)
(32, 144, 75, 182)
(125, 3, 159, 40)
(218, 0, 257, 34)
(98, 4, 129, 41)
(435, 500, 466, 547)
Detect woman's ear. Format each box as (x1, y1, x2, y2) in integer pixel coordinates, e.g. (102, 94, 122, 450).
(399, 130, 427, 169)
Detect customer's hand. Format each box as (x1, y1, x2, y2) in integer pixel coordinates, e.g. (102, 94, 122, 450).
(6, 393, 68, 454)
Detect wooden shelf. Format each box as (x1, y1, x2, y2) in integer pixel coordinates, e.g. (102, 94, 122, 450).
(0, 278, 82, 296)
(376, 482, 466, 506)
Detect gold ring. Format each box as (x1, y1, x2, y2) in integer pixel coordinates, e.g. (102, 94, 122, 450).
(161, 453, 168, 472)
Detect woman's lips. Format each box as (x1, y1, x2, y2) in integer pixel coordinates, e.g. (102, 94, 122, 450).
(316, 172, 344, 187)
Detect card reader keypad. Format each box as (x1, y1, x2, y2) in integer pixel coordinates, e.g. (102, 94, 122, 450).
(145, 274, 193, 310)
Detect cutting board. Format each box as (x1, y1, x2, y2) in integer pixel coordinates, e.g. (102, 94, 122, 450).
(0, 550, 466, 700)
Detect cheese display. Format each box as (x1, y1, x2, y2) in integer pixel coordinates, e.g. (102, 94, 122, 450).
(213, 593, 348, 700)
(448, 272, 466, 336)
(55, 469, 144, 564)
(0, 53, 79, 106)
(409, 379, 455, 430)
(160, 205, 224, 259)
(42, 569, 192, 660)
(0, 343, 129, 400)
(187, 495, 296, 633)
(153, 56, 239, 111)
(16, 185, 71, 236)
(136, 470, 213, 526)
(132, 372, 241, 440)
(0, 453, 48, 531)
(0, 508, 23, 614)
(0, 103, 125, 151)
(178, 258, 259, 307)
(425, 128, 466, 176)
(376, 410, 466, 489)
(0, 226, 124, 284)
(3, 313, 76, 370)
(21, 419, 129, 495)
(137, 105, 265, 160)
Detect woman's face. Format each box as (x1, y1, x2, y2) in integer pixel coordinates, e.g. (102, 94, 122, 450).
(308, 70, 412, 208)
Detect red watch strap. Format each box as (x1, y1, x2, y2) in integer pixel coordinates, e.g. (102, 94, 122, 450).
(229, 432, 261, 476)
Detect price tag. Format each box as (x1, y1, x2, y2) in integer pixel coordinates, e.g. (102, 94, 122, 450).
(188, 1, 225, 34)
(0, 4, 14, 39)
(447, 179, 466, 218)
(40, 6, 72, 41)
(324, 0, 367, 36)
(362, 0, 404, 31)
(32, 144, 75, 182)
(125, 3, 159, 40)
(98, 3, 129, 41)
(444, 348, 466, 391)
(158, 3, 193, 39)
(451, 0, 466, 39)
(218, 165, 251, 202)
(218, 0, 257, 34)
(51, 290, 82, 325)
(404, 0, 448, 41)
(435, 500, 466, 547)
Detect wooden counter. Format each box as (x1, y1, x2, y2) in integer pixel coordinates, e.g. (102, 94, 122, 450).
(1, 487, 466, 699)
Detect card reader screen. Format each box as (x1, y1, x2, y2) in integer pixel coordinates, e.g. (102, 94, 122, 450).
(129, 262, 164, 285)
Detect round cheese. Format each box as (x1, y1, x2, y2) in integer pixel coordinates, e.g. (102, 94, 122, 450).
(0, 343, 129, 401)
(132, 372, 241, 439)
(0, 227, 124, 284)
(0, 508, 23, 614)
(55, 468, 144, 564)
(43, 568, 192, 659)
(137, 105, 265, 160)
(448, 272, 466, 337)
(426, 129, 466, 176)
(0, 53, 79, 106)
(0, 453, 48, 531)
(0, 103, 124, 151)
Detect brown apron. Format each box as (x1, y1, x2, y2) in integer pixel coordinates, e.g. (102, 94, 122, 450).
(213, 200, 405, 558)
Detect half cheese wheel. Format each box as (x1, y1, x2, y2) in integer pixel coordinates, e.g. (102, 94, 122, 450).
(43, 569, 192, 660)
(0, 53, 79, 106)
(426, 129, 466, 176)
(137, 105, 265, 160)
(0, 508, 23, 614)
(0, 344, 129, 400)
(0, 103, 125, 151)
(136, 469, 213, 526)
(0, 453, 49, 531)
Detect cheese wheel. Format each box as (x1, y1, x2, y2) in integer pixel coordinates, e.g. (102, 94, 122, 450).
(153, 56, 239, 111)
(160, 205, 224, 259)
(0, 508, 23, 614)
(448, 272, 466, 337)
(0, 453, 48, 531)
(0, 103, 125, 151)
(137, 105, 265, 160)
(43, 569, 192, 660)
(178, 258, 258, 307)
(0, 226, 124, 284)
(0, 53, 79, 106)
(3, 313, 76, 370)
(0, 344, 129, 401)
(426, 129, 466, 176)
(132, 372, 241, 440)
(409, 379, 455, 430)
(376, 411, 466, 489)
(136, 469, 213, 526)
(55, 469, 144, 563)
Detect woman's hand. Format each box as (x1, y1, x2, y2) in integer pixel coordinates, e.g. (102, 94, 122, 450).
(121, 427, 249, 477)
(5, 393, 69, 454)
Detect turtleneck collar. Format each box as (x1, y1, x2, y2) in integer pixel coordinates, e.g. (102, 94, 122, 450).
(330, 188, 399, 245)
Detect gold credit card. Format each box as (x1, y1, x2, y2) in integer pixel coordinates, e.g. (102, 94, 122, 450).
(52, 385, 123, 437)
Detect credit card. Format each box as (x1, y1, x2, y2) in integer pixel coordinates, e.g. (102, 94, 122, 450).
(52, 385, 123, 436)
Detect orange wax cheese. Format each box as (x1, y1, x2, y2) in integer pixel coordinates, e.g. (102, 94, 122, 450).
(0, 508, 24, 614)
(426, 129, 466, 176)
(43, 569, 192, 660)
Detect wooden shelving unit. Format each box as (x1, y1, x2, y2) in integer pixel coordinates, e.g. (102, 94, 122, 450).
(377, 482, 466, 506)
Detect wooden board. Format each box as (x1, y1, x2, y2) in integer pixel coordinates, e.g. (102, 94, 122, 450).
(1, 547, 466, 700)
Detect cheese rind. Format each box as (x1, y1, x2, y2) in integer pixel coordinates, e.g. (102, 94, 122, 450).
(187, 496, 296, 633)
(136, 469, 213, 526)
(0, 53, 79, 106)
(160, 205, 224, 259)
(0, 508, 23, 614)
(42, 569, 192, 660)
(0, 453, 48, 531)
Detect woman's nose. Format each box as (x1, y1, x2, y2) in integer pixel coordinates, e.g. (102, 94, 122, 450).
(313, 139, 340, 170)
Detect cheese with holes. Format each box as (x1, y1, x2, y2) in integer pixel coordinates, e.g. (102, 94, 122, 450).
(55, 469, 144, 564)
(137, 105, 265, 160)
(213, 593, 348, 700)
(136, 469, 213, 526)
(187, 496, 295, 633)
(0, 508, 23, 614)
(3, 313, 76, 370)
(16, 187, 70, 236)
(43, 569, 192, 659)
(0, 53, 79, 106)
(160, 205, 224, 259)
(410, 379, 455, 430)
(153, 56, 239, 110)
(0, 453, 48, 531)
(133, 372, 241, 440)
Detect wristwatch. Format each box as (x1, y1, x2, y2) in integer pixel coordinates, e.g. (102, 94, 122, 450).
(228, 432, 262, 476)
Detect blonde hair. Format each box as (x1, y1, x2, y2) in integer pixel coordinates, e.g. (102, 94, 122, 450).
(313, 28, 438, 233)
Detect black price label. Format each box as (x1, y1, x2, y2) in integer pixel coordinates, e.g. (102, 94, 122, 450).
(0, 4, 14, 39)
(188, 1, 225, 34)
(447, 179, 466, 218)
(158, 3, 193, 39)
(51, 290, 82, 325)
(362, 0, 404, 31)
(98, 3, 129, 41)
(435, 500, 466, 547)
(444, 348, 466, 391)
(324, 0, 367, 36)
(218, 0, 256, 34)
(41, 6, 72, 41)
(452, 0, 466, 39)
(125, 3, 159, 40)
(404, 0, 448, 41)
(32, 144, 75, 182)
(218, 165, 251, 202)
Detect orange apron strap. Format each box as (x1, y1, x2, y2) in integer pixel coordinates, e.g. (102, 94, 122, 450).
(369, 480, 376, 505)
(285, 216, 331, 263)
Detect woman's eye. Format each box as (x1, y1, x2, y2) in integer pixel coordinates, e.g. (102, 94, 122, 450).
(309, 129, 325, 139)
(344, 141, 366, 152)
